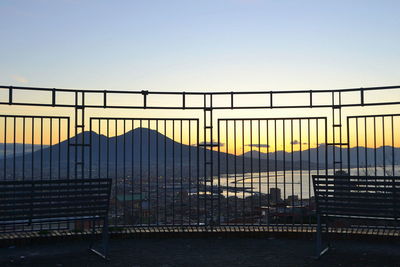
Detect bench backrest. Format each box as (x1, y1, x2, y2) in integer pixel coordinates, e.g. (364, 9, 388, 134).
(312, 175, 400, 220)
(0, 178, 112, 225)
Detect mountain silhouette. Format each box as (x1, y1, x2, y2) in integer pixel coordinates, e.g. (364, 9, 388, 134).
(1, 128, 324, 180)
(243, 144, 400, 167)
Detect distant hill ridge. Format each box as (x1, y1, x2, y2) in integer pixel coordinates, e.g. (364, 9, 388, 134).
(0, 129, 398, 178)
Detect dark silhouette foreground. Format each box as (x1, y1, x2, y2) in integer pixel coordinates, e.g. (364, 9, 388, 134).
(1, 236, 399, 267)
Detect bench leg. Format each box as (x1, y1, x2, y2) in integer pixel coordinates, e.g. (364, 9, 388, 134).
(89, 218, 109, 260)
(89, 219, 96, 249)
(315, 214, 329, 258)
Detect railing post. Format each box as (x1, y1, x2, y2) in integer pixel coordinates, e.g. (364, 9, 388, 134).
(183, 91, 186, 109)
(103, 90, 107, 108)
(72, 91, 88, 179)
(360, 87, 364, 106)
(142, 90, 149, 109)
(202, 93, 215, 227)
(8, 86, 13, 105)
(52, 88, 56, 107)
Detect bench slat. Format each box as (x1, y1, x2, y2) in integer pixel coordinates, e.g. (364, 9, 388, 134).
(0, 189, 111, 199)
(0, 196, 110, 205)
(0, 178, 112, 224)
(312, 175, 400, 221)
(0, 184, 111, 192)
(2, 205, 110, 217)
(0, 178, 111, 186)
(314, 185, 400, 192)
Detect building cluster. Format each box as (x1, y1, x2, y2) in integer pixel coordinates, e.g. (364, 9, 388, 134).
(108, 176, 317, 226)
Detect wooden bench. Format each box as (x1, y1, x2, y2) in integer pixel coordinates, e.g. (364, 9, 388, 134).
(312, 174, 400, 257)
(0, 178, 112, 259)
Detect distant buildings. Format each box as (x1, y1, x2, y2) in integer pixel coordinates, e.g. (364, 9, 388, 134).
(270, 188, 282, 203)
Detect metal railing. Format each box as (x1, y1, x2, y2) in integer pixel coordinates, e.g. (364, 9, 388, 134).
(0, 85, 399, 233)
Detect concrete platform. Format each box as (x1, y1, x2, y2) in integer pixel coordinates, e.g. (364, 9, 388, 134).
(1, 236, 399, 266)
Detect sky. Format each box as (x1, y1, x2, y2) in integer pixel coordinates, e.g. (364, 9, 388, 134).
(1, 0, 400, 91)
(0, 0, 400, 151)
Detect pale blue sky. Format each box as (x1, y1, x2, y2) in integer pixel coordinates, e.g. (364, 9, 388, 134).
(1, 0, 400, 91)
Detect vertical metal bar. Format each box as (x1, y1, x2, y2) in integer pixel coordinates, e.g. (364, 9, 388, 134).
(242, 120, 245, 225)
(226, 120, 229, 225)
(131, 119, 135, 223)
(52, 88, 56, 106)
(203, 95, 207, 226)
(316, 119, 319, 176)
(324, 119, 328, 176)
(209, 94, 214, 227)
(188, 120, 192, 225)
(89, 119, 92, 179)
(231, 92, 234, 109)
(234, 120, 237, 223)
(142, 90, 148, 109)
(67, 118, 70, 179)
(98, 119, 102, 179)
(40, 117, 43, 180)
(365, 117, 368, 175)
(374, 117, 377, 176)
(180, 119, 183, 226)
(274, 120, 278, 215)
(391, 116, 395, 176)
(8, 86, 13, 104)
(283, 120, 286, 222)
(196, 119, 200, 226)
(32, 117, 35, 180)
(81, 92, 85, 179)
(13, 117, 16, 180)
(360, 88, 364, 106)
(250, 120, 254, 224)
(21, 117, 26, 231)
(12, 117, 16, 231)
(164, 120, 167, 224)
(270, 92, 273, 108)
(74, 92, 78, 179)
(140, 119, 143, 224)
(217, 118, 221, 225)
(40, 117, 43, 230)
(22, 117, 25, 180)
(156, 119, 159, 225)
(148, 120, 151, 227)
(106, 119, 110, 220)
(58, 118, 61, 179)
(299, 119, 303, 218)
(172, 119, 176, 226)
(266, 119, 270, 226)
(258, 119, 261, 226)
(331, 92, 335, 174)
(123, 119, 126, 226)
(339, 92, 343, 171)
(347, 117, 351, 175)
(291, 119, 294, 227)
(356, 118, 360, 176)
(383, 117, 386, 176)
(115, 119, 118, 225)
(3, 117, 7, 180)
(307, 119, 311, 225)
(50, 118, 53, 179)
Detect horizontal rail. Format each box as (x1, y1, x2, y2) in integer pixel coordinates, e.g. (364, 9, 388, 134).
(2, 84, 400, 94)
(1, 85, 400, 109)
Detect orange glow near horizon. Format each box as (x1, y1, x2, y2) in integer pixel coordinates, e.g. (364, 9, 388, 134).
(0, 97, 399, 152)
